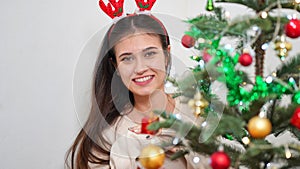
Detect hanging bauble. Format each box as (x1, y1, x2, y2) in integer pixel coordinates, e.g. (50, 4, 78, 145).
(188, 91, 209, 117)
(206, 0, 214, 11)
(203, 49, 212, 63)
(274, 35, 292, 60)
(292, 91, 300, 104)
(247, 116, 272, 139)
(285, 18, 300, 38)
(238, 52, 253, 66)
(181, 34, 195, 48)
(210, 151, 231, 169)
(141, 116, 159, 135)
(139, 144, 165, 169)
(290, 107, 300, 130)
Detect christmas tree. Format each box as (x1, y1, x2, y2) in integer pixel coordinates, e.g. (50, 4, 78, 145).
(145, 0, 300, 168)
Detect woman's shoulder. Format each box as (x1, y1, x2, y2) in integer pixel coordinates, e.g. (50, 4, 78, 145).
(102, 112, 139, 141)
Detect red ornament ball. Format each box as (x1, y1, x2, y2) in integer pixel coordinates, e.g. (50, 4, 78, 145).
(141, 116, 159, 135)
(238, 53, 253, 66)
(290, 107, 300, 130)
(285, 19, 300, 39)
(203, 50, 212, 62)
(181, 34, 195, 48)
(210, 151, 231, 169)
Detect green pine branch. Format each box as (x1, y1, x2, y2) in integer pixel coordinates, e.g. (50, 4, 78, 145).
(186, 7, 290, 52)
(242, 95, 279, 120)
(276, 54, 300, 80)
(185, 8, 229, 40)
(216, 0, 265, 12)
(239, 140, 284, 168)
(281, 157, 300, 169)
(148, 110, 300, 168)
(272, 103, 299, 134)
(215, 0, 300, 12)
(151, 2, 300, 168)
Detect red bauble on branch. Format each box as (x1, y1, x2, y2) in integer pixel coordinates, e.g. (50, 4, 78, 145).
(210, 151, 231, 169)
(238, 52, 253, 66)
(181, 34, 195, 48)
(141, 116, 159, 134)
(290, 107, 300, 130)
(285, 19, 300, 39)
(203, 49, 212, 62)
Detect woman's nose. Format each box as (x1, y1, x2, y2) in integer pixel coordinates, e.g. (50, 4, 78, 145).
(134, 57, 148, 74)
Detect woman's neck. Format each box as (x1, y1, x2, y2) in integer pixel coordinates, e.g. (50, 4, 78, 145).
(129, 90, 175, 122)
(134, 90, 171, 112)
(133, 95, 152, 113)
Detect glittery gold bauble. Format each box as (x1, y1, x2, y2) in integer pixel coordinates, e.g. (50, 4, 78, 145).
(188, 92, 209, 117)
(139, 144, 165, 169)
(247, 116, 272, 139)
(275, 35, 292, 60)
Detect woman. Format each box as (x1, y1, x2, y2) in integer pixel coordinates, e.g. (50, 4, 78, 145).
(66, 14, 208, 169)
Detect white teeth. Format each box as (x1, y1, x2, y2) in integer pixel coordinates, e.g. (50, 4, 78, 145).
(135, 76, 152, 82)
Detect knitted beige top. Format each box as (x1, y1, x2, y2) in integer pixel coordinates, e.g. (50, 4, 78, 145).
(89, 96, 210, 169)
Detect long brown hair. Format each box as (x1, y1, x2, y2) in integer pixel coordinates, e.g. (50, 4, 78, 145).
(66, 14, 171, 169)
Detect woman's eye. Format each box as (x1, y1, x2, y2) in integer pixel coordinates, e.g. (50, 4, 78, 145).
(121, 55, 134, 62)
(145, 51, 157, 58)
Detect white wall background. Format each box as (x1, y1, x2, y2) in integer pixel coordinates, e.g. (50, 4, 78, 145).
(0, 0, 299, 169)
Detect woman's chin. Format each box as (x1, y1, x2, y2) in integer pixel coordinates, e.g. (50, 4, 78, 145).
(133, 91, 154, 97)
(131, 89, 158, 97)
(129, 84, 165, 97)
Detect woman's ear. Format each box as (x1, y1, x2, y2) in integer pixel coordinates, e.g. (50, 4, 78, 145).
(165, 45, 171, 75)
(165, 45, 171, 65)
(110, 57, 118, 68)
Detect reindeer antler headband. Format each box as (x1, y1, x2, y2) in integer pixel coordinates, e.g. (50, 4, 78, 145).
(99, 0, 169, 45)
(99, 0, 156, 19)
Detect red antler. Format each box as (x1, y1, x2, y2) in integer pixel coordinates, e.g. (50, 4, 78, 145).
(99, 0, 125, 19)
(135, 0, 156, 11)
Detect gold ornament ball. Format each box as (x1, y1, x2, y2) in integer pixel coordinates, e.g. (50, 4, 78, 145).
(247, 116, 272, 139)
(139, 144, 165, 169)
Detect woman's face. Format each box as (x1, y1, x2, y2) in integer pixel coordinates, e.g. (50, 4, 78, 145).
(114, 33, 170, 97)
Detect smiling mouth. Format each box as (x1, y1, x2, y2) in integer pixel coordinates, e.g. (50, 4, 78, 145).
(133, 75, 154, 83)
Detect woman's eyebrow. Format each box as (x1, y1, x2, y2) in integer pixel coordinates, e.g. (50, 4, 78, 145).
(118, 47, 159, 58)
(118, 52, 132, 58)
(142, 46, 158, 52)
